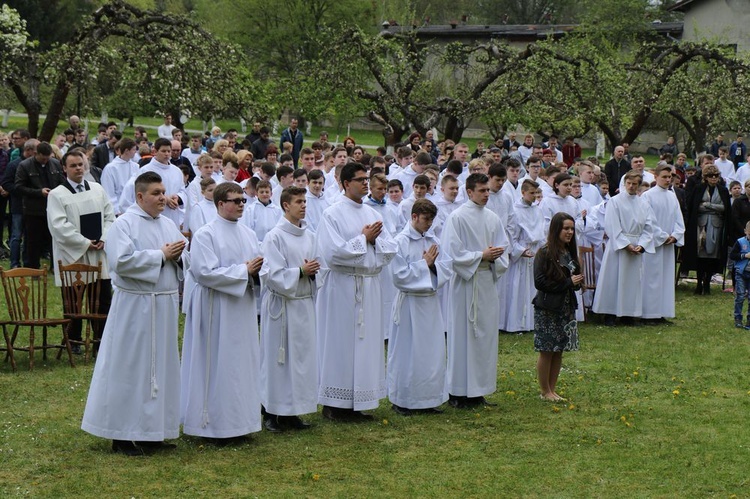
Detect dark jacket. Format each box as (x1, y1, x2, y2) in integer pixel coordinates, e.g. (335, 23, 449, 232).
(90, 142, 114, 171)
(683, 182, 731, 273)
(14, 156, 65, 216)
(604, 157, 630, 195)
(1, 157, 23, 214)
(730, 195, 750, 244)
(280, 127, 304, 165)
(532, 246, 580, 312)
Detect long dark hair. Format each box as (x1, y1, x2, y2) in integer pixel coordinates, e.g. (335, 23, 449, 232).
(543, 212, 580, 281)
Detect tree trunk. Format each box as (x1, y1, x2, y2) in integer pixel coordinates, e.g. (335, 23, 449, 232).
(39, 81, 71, 142)
(443, 116, 466, 143)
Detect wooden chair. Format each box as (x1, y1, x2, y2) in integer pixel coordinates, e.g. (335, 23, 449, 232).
(578, 246, 597, 320)
(0, 266, 72, 371)
(57, 261, 107, 363)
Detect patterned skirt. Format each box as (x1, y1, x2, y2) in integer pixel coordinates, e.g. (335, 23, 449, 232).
(533, 292, 579, 352)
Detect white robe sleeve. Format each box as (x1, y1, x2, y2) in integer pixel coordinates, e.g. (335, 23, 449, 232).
(605, 201, 631, 252)
(637, 207, 656, 254)
(260, 232, 304, 297)
(190, 226, 251, 298)
(101, 190, 116, 242)
(442, 215, 483, 281)
(119, 178, 135, 214)
(491, 223, 510, 279)
(106, 222, 164, 285)
(317, 211, 368, 267)
(671, 194, 686, 247)
(100, 168, 119, 214)
(46, 191, 93, 264)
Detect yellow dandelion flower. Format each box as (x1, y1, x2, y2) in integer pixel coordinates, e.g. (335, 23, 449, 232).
(620, 415, 627, 422)
(382, 419, 389, 425)
(596, 439, 602, 445)
(475, 413, 481, 418)
(671, 376, 677, 381)
(312, 474, 320, 481)
(578, 375, 583, 381)
(552, 406, 560, 412)
(568, 404, 575, 410)
(625, 421, 631, 427)
(672, 389, 680, 396)
(633, 371, 639, 376)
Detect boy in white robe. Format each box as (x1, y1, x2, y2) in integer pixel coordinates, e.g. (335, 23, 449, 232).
(82, 171, 187, 456)
(240, 180, 283, 243)
(388, 199, 451, 415)
(500, 180, 545, 333)
(100, 138, 139, 216)
(485, 164, 516, 331)
(260, 186, 320, 431)
(183, 154, 215, 234)
(432, 175, 461, 239)
(442, 173, 509, 409)
(188, 178, 217, 234)
(641, 164, 685, 322)
(398, 174, 430, 234)
(180, 182, 264, 442)
(315, 163, 397, 421)
(593, 170, 656, 326)
(305, 170, 328, 232)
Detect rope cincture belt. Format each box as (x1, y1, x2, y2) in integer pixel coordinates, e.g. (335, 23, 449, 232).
(331, 266, 381, 339)
(393, 289, 436, 326)
(120, 288, 179, 400)
(267, 290, 313, 365)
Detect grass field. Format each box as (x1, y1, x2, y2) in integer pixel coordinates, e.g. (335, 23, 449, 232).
(0, 257, 744, 497)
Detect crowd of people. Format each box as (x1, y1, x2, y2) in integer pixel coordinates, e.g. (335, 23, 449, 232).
(0, 115, 741, 456)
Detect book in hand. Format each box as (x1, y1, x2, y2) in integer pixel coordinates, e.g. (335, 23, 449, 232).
(80, 212, 102, 242)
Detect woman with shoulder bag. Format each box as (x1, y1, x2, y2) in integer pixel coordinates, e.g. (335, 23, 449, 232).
(533, 212, 584, 401)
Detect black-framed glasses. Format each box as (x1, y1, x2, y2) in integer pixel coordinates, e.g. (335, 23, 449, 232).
(223, 198, 247, 205)
(350, 177, 369, 183)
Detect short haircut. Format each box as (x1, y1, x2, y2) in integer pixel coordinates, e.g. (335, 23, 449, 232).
(505, 157, 521, 169)
(257, 180, 272, 191)
(259, 126, 270, 134)
(115, 138, 136, 154)
(24, 138, 39, 152)
(276, 165, 294, 180)
(213, 182, 243, 207)
(413, 174, 431, 188)
(109, 130, 123, 141)
(441, 175, 459, 186)
(387, 179, 404, 191)
(209, 150, 223, 160)
(623, 170, 643, 183)
(466, 173, 489, 191)
(414, 151, 432, 166)
(154, 137, 171, 150)
(654, 163, 673, 177)
(488, 163, 507, 179)
(280, 186, 307, 209)
(171, 128, 182, 137)
(411, 198, 438, 219)
(332, 146, 347, 157)
(260, 162, 276, 177)
(397, 146, 413, 159)
(200, 177, 216, 191)
(370, 172, 388, 186)
(308, 169, 324, 181)
(521, 179, 539, 192)
(729, 180, 741, 190)
(300, 147, 314, 156)
(445, 160, 464, 176)
(135, 172, 163, 193)
(62, 148, 86, 166)
(15, 129, 31, 140)
(266, 144, 279, 155)
(341, 162, 367, 184)
(545, 166, 562, 178)
(279, 153, 293, 164)
(293, 169, 308, 180)
(36, 142, 53, 156)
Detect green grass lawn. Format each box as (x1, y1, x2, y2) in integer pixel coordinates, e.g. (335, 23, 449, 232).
(0, 259, 745, 497)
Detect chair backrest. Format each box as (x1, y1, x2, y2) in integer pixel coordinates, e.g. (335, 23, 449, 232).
(0, 266, 50, 321)
(57, 261, 102, 316)
(578, 246, 597, 290)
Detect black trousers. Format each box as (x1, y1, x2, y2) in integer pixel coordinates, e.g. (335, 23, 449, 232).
(62, 279, 112, 342)
(24, 215, 52, 269)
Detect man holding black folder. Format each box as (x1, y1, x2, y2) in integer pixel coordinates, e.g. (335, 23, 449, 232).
(47, 149, 115, 353)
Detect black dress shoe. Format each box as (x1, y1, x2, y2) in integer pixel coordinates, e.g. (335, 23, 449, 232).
(264, 415, 285, 433)
(135, 440, 177, 450)
(604, 315, 616, 327)
(449, 394, 470, 409)
(351, 411, 375, 421)
(416, 407, 444, 414)
(470, 396, 497, 407)
(391, 404, 412, 416)
(112, 440, 144, 456)
(204, 435, 249, 446)
(71, 345, 83, 355)
(322, 405, 341, 421)
(281, 415, 312, 430)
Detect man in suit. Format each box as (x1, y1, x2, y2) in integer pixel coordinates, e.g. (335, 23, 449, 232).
(280, 118, 304, 168)
(14, 141, 65, 268)
(91, 130, 122, 172)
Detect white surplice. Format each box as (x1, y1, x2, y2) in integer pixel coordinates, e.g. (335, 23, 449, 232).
(315, 196, 397, 410)
(539, 192, 584, 236)
(388, 224, 451, 409)
(365, 196, 400, 340)
(81, 204, 187, 441)
(259, 218, 319, 416)
(241, 200, 283, 243)
(304, 191, 329, 232)
(487, 188, 516, 329)
(100, 157, 138, 215)
(47, 182, 115, 286)
(500, 198, 545, 332)
(592, 193, 655, 317)
(442, 201, 509, 398)
(641, 186, 685, 318)
(181, 217, 262, 438)
(188, 198, 218, 235)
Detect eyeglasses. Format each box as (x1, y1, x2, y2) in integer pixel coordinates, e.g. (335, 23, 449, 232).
(350, 177, 369, 183)
(223, 198, 247, 205)
(704, 174, 719, 179)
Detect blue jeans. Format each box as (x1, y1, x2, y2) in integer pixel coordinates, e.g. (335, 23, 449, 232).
(9, 213, 24, 268)
(734, 268, 750, 323)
